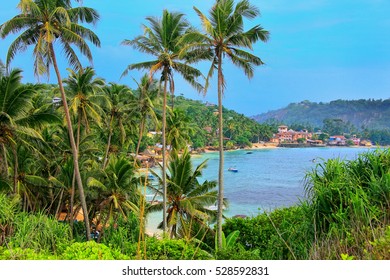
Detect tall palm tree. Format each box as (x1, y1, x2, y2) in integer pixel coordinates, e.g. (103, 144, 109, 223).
(184, 0, 269, 249)
(121, 10, 203, 232)
(0, 0, 100, 240)
(63, 66, 105, 234)
(64, 67, 105, 149)
(101, 83, 133, 168)
(131, 74, 159, 162)
(149, 148, 218, 239)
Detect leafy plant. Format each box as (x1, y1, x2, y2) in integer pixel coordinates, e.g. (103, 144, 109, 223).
(62, 241, 129, 260)
(136, 237, 213, 260)
(8, 212, 71, 255)
(0, 194, 20, 245)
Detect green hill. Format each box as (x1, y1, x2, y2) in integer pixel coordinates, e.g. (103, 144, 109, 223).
(173, 96, 273, 148)
(252, 99, 390, 130)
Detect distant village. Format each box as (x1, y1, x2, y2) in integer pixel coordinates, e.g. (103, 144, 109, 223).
(270, 125, 373, 147)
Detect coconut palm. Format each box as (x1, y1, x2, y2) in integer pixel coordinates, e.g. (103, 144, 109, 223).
(64, 67, 105, 149)
(130, 74, 159, 162)
(0, 68, 58, 193)
(87, 156, 141, 236)
(185, 0, 269, 249)
(101, 83, 133, 168)
(166, 108, 194, 151)
(121, 10, 203, 232)
(149, 148, 218, 238)
(0, 0, 101, 240)
(10, 144, 48, 212)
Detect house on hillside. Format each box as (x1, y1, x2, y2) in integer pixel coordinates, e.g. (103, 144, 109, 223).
(271, 125, 312, 143)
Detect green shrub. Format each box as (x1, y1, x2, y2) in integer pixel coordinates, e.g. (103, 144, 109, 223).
(0, 246, 57, 260)
(100, 214, 140, 254)
(137, 237, 213, 260)
(0, 194, 20, 245)
(9, 212, 71, 254)
(304, 149, 390, 259)
(62, 241, 129, 260)
(364, 226, 390, 260)
(305, 149, 390, 234)
(223, 206, 312, 260)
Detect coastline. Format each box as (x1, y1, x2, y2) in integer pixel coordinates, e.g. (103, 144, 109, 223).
(201, 142, 279, 153)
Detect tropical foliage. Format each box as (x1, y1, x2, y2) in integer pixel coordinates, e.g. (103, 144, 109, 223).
(149, 148, 218, 239)
(0, 0, 388, 261)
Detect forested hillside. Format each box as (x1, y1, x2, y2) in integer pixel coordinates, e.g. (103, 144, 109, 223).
(173, 96, 273, 148)
(252, 99, 390, 130)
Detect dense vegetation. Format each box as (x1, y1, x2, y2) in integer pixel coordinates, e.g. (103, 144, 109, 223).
(253, 99, 390, 144)
(1, 149, 389, 260)
(1, 0, 389, 260)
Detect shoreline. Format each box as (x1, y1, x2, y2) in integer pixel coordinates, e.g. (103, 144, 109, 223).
(201, 142, 279, 153)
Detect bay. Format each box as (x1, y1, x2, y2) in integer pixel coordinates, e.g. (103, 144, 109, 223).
(146, 146, 378, 233)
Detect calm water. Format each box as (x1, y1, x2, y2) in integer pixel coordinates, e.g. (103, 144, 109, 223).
(146, 146, 378, 232)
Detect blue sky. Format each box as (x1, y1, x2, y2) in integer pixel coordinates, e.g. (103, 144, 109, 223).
(1, 0, 389, 116)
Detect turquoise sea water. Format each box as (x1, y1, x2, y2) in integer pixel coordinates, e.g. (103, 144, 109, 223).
(146, 146, 378, 233)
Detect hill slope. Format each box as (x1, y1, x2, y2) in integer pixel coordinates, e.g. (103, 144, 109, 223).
(252, 99, 390, 130)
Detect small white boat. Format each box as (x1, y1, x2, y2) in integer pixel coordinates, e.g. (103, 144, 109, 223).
(228, 167, 238, 172)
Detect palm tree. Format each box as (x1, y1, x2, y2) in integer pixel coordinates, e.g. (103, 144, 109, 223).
(0, 68, 58, 193)
(87, 156, 141, 237)
(131, 74, 159, 162)
(121, 10, 203, 232)
(166, 108, 194, 151)
(149, 148, 218, 239)
(184, 0, 269, 249)
(64, 67, 105, 149)
(63, 67, 105, 229)
(101, 83, 133, 168)
(0, 0, 101, 240)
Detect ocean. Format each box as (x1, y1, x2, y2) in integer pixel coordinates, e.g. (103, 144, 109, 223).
(146, 146, 378, 233)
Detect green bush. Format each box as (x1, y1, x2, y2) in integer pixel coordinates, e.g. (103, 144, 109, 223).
(364, 226, 390, 260)
(137, 237, 213, 260)
(0, 194, 20, 246)
(304, 149, 390, 259)
(62, 241, 129, 260)
(223, 206, 312, 260)
(8, 212, 71, 255)
(0, 246, 57, 260)
(100, 214, 140, 254)
(305, 149, 390, 234)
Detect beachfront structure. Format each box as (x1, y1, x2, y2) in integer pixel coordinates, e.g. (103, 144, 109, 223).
(271, 125, 312, 143)
(328, 135, 346, 146)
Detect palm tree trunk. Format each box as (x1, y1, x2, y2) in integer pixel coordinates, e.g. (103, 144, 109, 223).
(49, 43, 91, 241)
(1, 144, 9, 178)
(70, 114, 81, 235)
(216, 51, 224, 251)
(55, 188, 64, 219)
(12, 144, 18, 194)
(134, 118, 146, 166)
(103, 114, 114, 169)
(162, 74, 168, 234)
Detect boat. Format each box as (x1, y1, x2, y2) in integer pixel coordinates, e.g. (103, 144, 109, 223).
(246, 151, 253, 154)
(228, 167, 238, 172)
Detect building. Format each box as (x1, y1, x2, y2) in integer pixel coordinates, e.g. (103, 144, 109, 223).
(271, 125, 312, 143)
(328, 135, 346, 146)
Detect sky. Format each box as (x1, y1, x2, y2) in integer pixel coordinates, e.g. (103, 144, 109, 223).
(1, 0, 390, 116)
